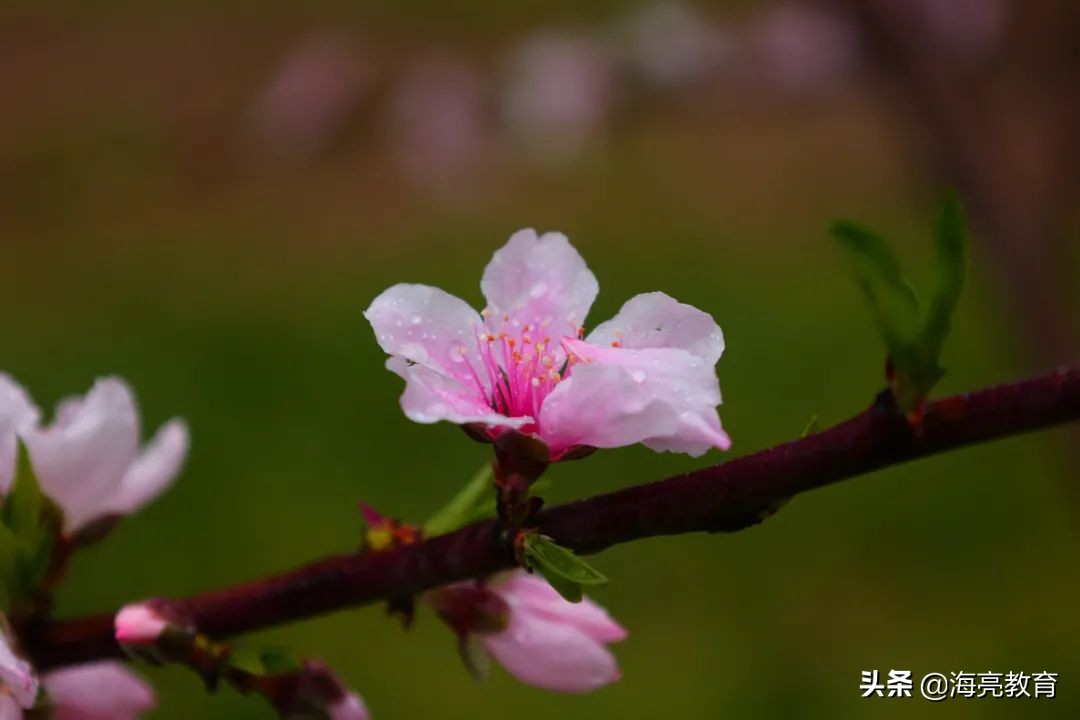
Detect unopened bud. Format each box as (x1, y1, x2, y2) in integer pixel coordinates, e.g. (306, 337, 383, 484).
(114, 603, 169, 645)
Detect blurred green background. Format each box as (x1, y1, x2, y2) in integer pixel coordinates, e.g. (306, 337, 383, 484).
(2, 1, 1078, 718)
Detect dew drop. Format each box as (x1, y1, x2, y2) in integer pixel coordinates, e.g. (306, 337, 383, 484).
(410, 314, 422, 325)
(631, 370, 647, 383)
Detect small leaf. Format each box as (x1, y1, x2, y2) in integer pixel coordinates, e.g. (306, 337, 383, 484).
(0, 443, 58, 615)
(833, 198, 969, 413)
(226, 647, 266, 676)
(423, 465, 495, 537)
(921, 194, 967, 366)
(259, 647, 303, 675)
(832, 220, 921, 359)
(521, 532, 606, 603)
(457, 634, 491, 683)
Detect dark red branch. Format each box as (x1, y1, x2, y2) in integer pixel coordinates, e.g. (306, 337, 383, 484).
(26, 367, 1080, 670)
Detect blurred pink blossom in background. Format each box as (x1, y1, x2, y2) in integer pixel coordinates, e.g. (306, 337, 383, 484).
(251, 35, 372, 162)
(388, 53, 494, 193)
(616, 2, 733, 91)
(502, 33, 616, 168)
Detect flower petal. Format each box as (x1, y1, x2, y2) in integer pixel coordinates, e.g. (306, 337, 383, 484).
(107, 419, 189, 517)
(23, 377, 140, 534)
(481, 606, 620, 693)
(44, 662, 155, 720)
(539, 340, 730, 457)
(0, 633, 38, 709)
(587, 291, 725, 365)
(327, 692, 371, 720)
(0, 694, 21, 720)
(480, 229, 598, 332)
(0, 373, 40, 495)
(364, 283, 486, 387)
(495, 572, 627, 643)
(387, 357, 531, 430)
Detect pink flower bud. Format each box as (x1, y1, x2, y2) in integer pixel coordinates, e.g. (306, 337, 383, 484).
(114, 604, 169, 645)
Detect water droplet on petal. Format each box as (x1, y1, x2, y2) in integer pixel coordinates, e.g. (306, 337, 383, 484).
(410, 314, 423, 325)
(631, 370, 647, 383)
(530, 282, 548, 299)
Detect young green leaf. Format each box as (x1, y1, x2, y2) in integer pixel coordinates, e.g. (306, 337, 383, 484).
(922, 194, 968, 365)
(833, 197, 969, 413)
(832, 220, 921, 359)
(423, 465, 495, 537)
(0, 443, 58, 616)
(521, 532, 606, 603)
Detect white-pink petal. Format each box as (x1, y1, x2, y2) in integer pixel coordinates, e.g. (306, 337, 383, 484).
(22, 378, 140, 533)
(327, 691, 371, 720)
(587, 291, 725, 365)
(107, 419, 189, 517)
(44, 662, 155, 720)
(364, 283, 485, 387)
(386, 358, 530, 430)
(0, 373, 41, 495)
(481, 606, 620, 693)
(480, 229, 598, 332)
(495, 573, 627, 644)
(540, 340, 730, 457)
(0, 634, 38, 709)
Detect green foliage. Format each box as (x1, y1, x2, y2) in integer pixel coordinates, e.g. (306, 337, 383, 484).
(423, 465, 495, 537)
(832, 195, 968, 411)
(0, 443, 60, 616)
(521, 532, 607, 603)
(226, 646, 303, 677)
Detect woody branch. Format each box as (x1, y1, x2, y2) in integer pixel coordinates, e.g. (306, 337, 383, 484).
(23, 365, 1080, 670)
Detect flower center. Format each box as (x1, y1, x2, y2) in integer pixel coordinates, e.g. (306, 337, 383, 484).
(463, 310, 584, 420)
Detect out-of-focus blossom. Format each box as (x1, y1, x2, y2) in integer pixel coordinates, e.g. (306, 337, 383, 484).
(365, 229, 730, 460)
(432, 571, 627, 693)
(327, 691, 371, 720)
(616, 2, 733, 90)
(388, 53, 493, 193)
(0, 374, 39, 495)
(0, 374, 189, 535)
(43, 662, 155, 720)
(251, 35, 372, 161)
(0, 628, 38, 711)
(742, 3, 859, 95)
(502, 33, 616, 168)
(114, 604, 170, 646)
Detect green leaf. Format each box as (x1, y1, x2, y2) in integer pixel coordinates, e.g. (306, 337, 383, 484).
(226, 647, 266, 676)
(922, 194, 967, 366)
(521, 532, 607, 603)
(0, 443, 58, 615)
(423, 465, 495, 537)
(833, 198, 969, 412)
(832, 220, 921, 359)
(258, 647, 302, 675)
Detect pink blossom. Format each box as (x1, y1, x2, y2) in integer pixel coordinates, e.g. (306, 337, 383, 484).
(434, 571, 627, 693)
(327, 691, 371, 720)
(365, 229, 730, 459)
(0, 375, 190, 534)
(251, 35, 372, 162)
(0, 631, 38, 711)
(502, 34, 616, 167)
(43, 662, 155, 720)
(0, 373, 40, 495)
(114, 604, 169, 646)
